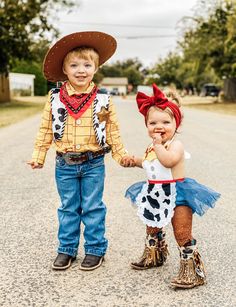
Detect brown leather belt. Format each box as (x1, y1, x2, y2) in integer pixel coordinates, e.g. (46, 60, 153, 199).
(56, 146, 111, 165)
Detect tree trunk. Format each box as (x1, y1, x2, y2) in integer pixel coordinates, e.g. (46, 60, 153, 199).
(224, 78, 236, 102)
(0, 73, 10, 102)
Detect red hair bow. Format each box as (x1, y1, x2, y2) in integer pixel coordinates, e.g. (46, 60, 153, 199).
(136, 83, 182, 128)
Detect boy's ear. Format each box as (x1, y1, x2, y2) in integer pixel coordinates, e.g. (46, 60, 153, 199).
(62, 65, 67, 75)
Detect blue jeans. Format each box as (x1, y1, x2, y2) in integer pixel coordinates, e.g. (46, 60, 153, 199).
(55, 155, 108, 257)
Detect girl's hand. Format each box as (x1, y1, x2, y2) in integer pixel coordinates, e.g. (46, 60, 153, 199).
(27, 161, 43, 169)
(153, 133, 162, 146)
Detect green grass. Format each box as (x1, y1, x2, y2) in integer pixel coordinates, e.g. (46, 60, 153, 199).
(0, 100, 45, 128)
(185, 102, 236, 116)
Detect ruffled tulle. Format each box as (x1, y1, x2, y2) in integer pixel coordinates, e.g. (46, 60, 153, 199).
(175, 178, 220, 216)
(125, 181, 146, 205)
(125, 178, 220, 217)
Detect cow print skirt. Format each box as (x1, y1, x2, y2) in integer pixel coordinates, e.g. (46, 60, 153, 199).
(125, 178, 221, 227)
(126, 181, 177, 228)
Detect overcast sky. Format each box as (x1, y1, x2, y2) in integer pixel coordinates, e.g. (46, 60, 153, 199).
(55, 0, 198, 67)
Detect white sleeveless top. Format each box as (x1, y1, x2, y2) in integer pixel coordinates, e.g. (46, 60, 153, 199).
(142, 139, 190, 181)
(142, 158, 173, 181)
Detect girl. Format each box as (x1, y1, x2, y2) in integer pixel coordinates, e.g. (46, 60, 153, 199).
(125, 84, 220, 289)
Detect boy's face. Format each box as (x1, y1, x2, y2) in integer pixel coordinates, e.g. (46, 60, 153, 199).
(63, 54, 97, 91)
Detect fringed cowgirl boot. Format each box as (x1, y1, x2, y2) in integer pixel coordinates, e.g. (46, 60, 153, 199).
(170, 239, 206, 289)
(131, 229, 169, 270)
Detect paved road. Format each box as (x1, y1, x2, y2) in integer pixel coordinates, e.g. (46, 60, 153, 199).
(0, 98, 235, 307)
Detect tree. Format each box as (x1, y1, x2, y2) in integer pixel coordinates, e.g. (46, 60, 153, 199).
(0, 0, 75, 74)
(123, 66, 144, 89)
(12, 60, 47, 95)
(98, 58, 145, 89)
(0, 0, 76, 100)
(178, 0, 236, 99)
(147, 52, 183, 89)
(11, 39, 53, 96)
(99, 65, 122, 78)
(119, 58, 144, 89)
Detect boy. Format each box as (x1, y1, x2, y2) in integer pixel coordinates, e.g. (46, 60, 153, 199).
(28, 31, 134, 271)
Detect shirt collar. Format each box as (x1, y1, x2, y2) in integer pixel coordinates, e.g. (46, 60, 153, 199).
(66, 81, 95, 96)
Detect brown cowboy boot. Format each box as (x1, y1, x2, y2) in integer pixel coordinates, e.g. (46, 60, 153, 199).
(131, 230, 169, 270)
(170, 239, 206, 289)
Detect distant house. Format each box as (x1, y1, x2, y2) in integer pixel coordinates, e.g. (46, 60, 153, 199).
(100, 77, 128, 95)
(9, 72, 35, 96)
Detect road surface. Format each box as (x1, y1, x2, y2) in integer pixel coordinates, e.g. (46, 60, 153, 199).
(0, 97, 235, 306)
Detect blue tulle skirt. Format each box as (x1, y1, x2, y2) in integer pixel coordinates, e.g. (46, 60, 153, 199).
(125, 178, 220, 217)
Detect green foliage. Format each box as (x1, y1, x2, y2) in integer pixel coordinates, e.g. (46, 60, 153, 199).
(181, 0, 236, 82)
(0, 0, 75, 73)
(123, 66, 144, 88)
(113, 58, 143, 71)
(148, 0, 236, 91)
(147, 52, 183, 88)
(11, 60, 47, 95)
(98, 58, 144, 88)
(99, 65, 122, 78)
(93, 71, 104, 85)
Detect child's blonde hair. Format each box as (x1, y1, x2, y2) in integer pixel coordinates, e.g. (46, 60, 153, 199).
(164, 89, 181, 107)
(63, 47, 99, 69)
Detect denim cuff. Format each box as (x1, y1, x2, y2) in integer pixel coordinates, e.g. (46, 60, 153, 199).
(85, 248, 106, 257)
(57, 247, 77, 257)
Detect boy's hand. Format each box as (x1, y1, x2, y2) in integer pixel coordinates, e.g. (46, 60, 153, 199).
(121, 155, 136, 167)
(27, 161, 43, 169)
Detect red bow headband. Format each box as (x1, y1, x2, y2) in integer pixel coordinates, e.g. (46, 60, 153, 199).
(136, 84, 182, 128)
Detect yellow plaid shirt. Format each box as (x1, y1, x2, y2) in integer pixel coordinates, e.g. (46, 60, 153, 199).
(32, 82, 127, 165)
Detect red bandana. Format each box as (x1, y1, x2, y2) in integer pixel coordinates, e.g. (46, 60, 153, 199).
(59, 82, 98, 119)
(136, 83, 182, 128)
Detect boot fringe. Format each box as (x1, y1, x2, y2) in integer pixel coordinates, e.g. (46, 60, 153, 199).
(171, 243, 206, 289)
(131, 233, 169, 270)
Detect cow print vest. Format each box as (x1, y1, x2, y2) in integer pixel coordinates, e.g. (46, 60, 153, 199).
(50, 88, 109, 148)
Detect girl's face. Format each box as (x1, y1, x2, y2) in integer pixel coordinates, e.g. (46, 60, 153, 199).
(146, 107, 177, 144)
(63, 55, 97, 92)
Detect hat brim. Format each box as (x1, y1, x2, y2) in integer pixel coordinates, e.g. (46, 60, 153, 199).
(43, 31, 117, 82)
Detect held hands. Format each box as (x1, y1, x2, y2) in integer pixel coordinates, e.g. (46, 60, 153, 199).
(27, 161, 43, 169)
(120, 155, 136, 167)
(28, 156, 136, 169)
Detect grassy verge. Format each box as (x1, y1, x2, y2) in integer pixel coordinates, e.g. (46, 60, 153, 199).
(0, 100, 45, 128)
(184, 102, 236, 116)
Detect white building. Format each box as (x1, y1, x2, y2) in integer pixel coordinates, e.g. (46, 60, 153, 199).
(100, 77, 128, 95)
(9, 72, 35, 96)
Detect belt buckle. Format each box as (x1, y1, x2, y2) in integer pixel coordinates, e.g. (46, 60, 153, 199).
(64, 152, 85, 165)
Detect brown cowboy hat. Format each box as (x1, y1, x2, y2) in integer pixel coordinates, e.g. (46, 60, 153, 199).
(43, 31, 117, 82)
